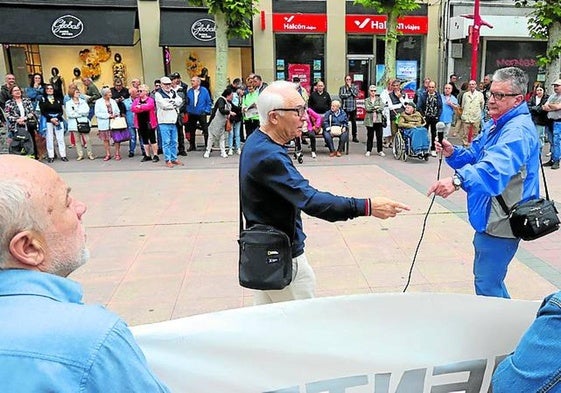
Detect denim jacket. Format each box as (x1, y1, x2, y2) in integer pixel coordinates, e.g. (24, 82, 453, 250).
(493, 292, 561, 393)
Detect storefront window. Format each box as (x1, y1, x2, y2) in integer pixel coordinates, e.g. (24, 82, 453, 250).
(348, 36, 373, 55)
(275, 34, 325, 92)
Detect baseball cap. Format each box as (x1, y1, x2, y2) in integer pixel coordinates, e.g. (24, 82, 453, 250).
(169, 72, 181, 79)
(160, 76, 172, 84)
(552, 79, 561, 86)
(404, 101, 416, 109)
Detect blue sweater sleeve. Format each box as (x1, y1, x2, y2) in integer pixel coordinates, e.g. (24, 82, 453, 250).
(261, 151, 366, 221)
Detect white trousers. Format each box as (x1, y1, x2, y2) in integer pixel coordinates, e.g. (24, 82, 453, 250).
(253, 253, 316, 305)
(46, 122, 66, 158)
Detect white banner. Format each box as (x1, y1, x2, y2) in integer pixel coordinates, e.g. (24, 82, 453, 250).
(133, 293, 539, 393)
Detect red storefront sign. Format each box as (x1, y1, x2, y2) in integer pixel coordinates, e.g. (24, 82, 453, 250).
(346, 15, 428, 35)
(272, 13, 327, 33)
(287, 63, 311, 93)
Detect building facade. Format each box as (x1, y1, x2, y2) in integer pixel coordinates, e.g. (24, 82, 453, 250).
(0, 0, 546, 98)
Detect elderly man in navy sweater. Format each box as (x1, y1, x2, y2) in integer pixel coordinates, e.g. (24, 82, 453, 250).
(239, 81, 410, 305)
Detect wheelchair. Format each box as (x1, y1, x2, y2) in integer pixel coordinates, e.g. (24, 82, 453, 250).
(392, 126, 430, 162)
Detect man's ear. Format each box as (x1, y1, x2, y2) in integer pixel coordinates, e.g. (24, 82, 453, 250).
(8, 231, 46, 268)
(268, 111, 280, 125)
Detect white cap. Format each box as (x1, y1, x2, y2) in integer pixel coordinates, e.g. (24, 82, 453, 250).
(160, 76, 172, 84)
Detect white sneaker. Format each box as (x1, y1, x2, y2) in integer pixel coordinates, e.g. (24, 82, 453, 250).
(236, 149, 242, 155)
(311, 152, 316, 159)
(227, 149, 233, 156)
(365, 151, 371, 157)
(221, 152, 228, 158)
(378, 151, 386, 157)
(203, 151, 210, 158)
(430, 151, 437, 157)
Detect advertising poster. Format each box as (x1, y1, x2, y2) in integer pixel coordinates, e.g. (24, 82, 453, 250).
(397, 60, 418, 99)
(288, 63, 311, 93)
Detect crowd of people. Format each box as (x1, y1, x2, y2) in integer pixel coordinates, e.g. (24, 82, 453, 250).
(1, 69, 559, 168)
(1, 65, 561, 391)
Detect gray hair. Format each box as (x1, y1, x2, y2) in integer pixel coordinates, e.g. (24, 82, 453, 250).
(257, 80, 298, 126)
(0, 180, 44, 267)
(493, 67, 529, 96)
(100, 87, 111, 97)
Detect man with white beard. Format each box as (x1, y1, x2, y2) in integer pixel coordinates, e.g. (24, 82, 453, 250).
(0, 155, 170, 392)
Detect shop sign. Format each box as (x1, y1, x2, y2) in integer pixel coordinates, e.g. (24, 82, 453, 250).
(346, 15, 428, 35)
(272, 13, 327, 33)
(191, 18, 216, 42)
(51, 14, 84, 40)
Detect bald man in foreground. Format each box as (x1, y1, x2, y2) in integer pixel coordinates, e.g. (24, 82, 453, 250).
(0, 155, 170, 392)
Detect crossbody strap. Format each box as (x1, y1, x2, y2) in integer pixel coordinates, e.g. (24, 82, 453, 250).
(496, 154, 550, 215)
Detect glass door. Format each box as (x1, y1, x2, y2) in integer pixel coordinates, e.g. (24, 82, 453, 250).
(347, 55, 374, 120)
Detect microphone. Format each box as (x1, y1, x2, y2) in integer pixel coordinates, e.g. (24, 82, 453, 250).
(436, 122, 445, 144)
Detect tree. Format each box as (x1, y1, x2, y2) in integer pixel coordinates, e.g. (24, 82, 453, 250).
(188, 0, 258, 96)
(514, 0, 561, 86)
(354, 0, 420, 85)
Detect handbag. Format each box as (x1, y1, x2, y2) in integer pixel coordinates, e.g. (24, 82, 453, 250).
(110, 128, 131, 143)
(329, 115, 344, 137)
(109, 116, 127, 130)
(76, 118, 91, 134)
(381, 113, 388, 128)
(225, 117, 232, 132)
(496, 157, 560, 241)
(238, 225, 293, 290)
(237, 188, 293, 290)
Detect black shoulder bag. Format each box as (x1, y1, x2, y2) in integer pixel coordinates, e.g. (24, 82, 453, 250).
(496, 157, 560, 241)
(237, 185, 293, 290)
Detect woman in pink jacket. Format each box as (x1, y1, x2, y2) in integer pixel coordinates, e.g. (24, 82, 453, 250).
(295, 107, 322, 158)
(131, 84, 159, 162)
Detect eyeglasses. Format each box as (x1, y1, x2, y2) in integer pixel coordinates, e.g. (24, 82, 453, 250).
(271, 105, 307, 117)
(489, 91, 520, 101)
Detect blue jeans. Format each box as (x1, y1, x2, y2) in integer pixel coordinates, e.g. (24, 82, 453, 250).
(473, 232, 519, 298)
(323, 130, 349, 152)
(159, 123, 178, 162)
(552, 121, 561, 162)
(492, 291, 561, 392)
(228, 121, 241, 150)
(128, 126, 136, 154)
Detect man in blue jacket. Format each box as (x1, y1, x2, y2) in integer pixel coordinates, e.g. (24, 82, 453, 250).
(0, 155, 170, 392)
(185, 76, 212, 151)
(427, 67, 540, 298)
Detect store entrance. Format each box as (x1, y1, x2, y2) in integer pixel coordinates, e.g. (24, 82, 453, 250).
(347, 55, 374, 120)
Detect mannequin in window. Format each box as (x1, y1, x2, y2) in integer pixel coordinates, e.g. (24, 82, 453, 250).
(72, 67, 84, 93)
(199, 67, 211, 97)
(49, 67, 65, 101)
(112, 53, 127, 87)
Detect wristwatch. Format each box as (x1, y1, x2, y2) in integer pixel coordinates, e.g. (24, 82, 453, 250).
(452, 173, 462, 191)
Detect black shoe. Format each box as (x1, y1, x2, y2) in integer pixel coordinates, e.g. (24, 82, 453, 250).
(141, 155, 152, 162)
(187, 146, 197, 152)
(178, 151, 188, 156)
(61, 157, 69, 162)
(128, 152, 134, 158)
(157, 149, 163, 155)
(544, 160, 554, 167)
(47, 158, 54, 163)
(152, 155, 160, 163)
(352, 138, 360, 143)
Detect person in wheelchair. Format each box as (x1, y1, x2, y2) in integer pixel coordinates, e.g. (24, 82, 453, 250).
(322, 100, 349, 157)
(396, 101, 430, 160)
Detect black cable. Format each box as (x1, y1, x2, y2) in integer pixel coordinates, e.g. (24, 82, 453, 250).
(402, 155, 444, 292)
